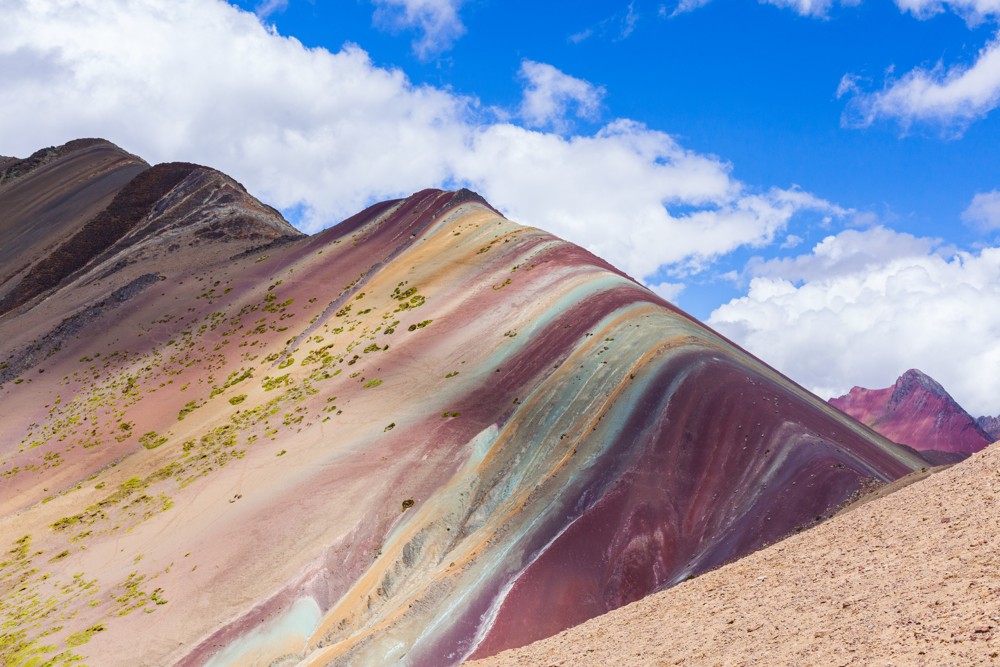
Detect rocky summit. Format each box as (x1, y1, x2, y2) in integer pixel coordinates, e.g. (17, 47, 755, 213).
(977, 415, 1000, 440)
(829, 368, 993, 460)
(1, 140, 928, 666)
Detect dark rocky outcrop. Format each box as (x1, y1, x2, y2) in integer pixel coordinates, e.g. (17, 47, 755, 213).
(0, 139, 150, 300)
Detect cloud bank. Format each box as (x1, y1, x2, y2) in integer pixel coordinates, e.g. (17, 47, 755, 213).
(0, 0, 836, 291)
(708, 227, 1000, 416)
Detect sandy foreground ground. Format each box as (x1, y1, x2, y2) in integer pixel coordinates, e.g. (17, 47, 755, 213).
(469, 443, 1000, 667)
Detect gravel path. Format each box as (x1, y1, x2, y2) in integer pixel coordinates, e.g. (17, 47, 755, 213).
(469, 444, 1000, 666)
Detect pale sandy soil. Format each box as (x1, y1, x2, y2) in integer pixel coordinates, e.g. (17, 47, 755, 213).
(469, 443, 1000, 667)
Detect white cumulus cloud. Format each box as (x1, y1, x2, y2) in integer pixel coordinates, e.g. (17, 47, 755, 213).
(0, 0, 841, 292)
(647, 281, 686, 303)
(962, 190, 1000, 230)
(743, 225, 940, 281)
(664, 0, 1000, 132)
(371, 0, 466, 59)
(842, 34, 1000, 133)
(708, 226, 1000, 416)
(518, 60, 605, 132)
(456, 121, 846, 279)
(837, 0, 1000, 133)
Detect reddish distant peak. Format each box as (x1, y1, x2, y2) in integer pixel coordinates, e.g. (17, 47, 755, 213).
(833, 369, 954, 407)
(830, 369, 991, 455)
(398, 187, 500, 216)
(891, 368, 948, 399)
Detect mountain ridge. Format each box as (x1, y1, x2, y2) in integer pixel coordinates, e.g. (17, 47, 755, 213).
(0, 139, 927, 666)
(0, 138, 135, 187)
(0, 159, 301, 319)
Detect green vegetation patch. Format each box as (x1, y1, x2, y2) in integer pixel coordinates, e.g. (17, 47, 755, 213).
(178, 399, 205, 421)
(66, 623, 105, 647)
(139, 431, 167, 450)
(407, 320, 432, 332)
(262, 374, 291, 391)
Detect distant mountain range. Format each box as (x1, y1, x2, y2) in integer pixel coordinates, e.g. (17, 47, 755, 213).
(829, 368, 996, 462)
(977, 414, 1000, 440)
(0, 139, 947, 666)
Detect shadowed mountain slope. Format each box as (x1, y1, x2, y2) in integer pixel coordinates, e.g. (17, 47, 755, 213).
(0, 141, 925, 667)
(0, 140, 149, 308)
(830, 369, 992, 458)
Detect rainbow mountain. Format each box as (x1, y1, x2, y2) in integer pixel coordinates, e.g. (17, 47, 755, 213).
(0, 140, 926, 666)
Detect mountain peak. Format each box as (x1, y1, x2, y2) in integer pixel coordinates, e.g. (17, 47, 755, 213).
(894, 368, 947, 396)
(830, 369, 991, 455)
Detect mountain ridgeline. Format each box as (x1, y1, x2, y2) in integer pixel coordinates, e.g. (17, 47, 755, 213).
(0, 140, 928, 667)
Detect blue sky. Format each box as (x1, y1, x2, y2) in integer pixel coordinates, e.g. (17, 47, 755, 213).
(239, 0, 996, 319)
(247, 0, 999, 243)
(2, 0, 1000, 414)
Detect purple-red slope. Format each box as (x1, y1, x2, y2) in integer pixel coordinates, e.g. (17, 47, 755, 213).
(468, 351, 917, 658)
(830, 369, 991, 456)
